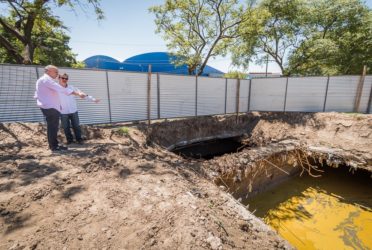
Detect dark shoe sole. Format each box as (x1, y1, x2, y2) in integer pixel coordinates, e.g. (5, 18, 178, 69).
(51, 146, 68, 151)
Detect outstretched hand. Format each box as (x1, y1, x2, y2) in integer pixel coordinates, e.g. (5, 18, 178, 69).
(79, 92, 87, 98)
(94, 98, 101, 103)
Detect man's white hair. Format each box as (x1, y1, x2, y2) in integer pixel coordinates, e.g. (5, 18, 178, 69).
(44, 65, 58, 72)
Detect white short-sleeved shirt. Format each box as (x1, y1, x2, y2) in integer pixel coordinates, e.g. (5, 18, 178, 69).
(58, 85, 79, 115)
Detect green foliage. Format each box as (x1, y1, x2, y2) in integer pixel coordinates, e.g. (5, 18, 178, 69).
(150, 0, 246, 75)
(71, 61, 86, 69)
(234, 0, 372, 76)
(224, 70, 248, 79)
(0, 0, 103, 66)
(117, 127, 129, 136)
(234, 0, 305, 75)
(288, 0, 372, 75)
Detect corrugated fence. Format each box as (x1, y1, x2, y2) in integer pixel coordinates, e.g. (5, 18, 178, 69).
(0, 64, 371, 124)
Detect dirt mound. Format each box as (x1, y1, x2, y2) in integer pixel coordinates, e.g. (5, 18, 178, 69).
(0, 119, 290, 249)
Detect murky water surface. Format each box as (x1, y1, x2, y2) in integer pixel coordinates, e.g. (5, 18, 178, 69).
(244, 167, 372, 249)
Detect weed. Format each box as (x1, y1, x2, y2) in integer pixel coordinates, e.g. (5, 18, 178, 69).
(117, 126, 129, 136)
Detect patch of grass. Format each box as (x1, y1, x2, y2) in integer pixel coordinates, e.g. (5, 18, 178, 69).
(117, 126, 129, 136)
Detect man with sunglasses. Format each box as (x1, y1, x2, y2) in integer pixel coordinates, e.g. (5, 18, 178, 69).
(35, 65, 86, 152)
(58, 73, 100, 145)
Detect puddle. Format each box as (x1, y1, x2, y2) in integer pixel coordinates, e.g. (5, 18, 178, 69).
(244, 166, 372, 249)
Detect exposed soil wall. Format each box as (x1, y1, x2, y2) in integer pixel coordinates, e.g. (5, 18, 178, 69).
(147, 112, 371, 171)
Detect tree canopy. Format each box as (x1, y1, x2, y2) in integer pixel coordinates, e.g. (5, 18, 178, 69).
(288, 0, 372, 75)
(150, 0, 247, 76)
(234, 0, 371, 76)
(0, 0, 103, 66)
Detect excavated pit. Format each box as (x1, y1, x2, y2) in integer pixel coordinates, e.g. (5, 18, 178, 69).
(146, 112, 372, 249)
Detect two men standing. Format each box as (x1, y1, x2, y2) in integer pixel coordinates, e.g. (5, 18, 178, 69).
(35, 65, 98, 151)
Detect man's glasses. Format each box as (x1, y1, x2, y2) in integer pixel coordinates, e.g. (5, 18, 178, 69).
(59, 77, 68, 80)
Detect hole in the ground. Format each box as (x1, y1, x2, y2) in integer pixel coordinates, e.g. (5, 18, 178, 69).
(171, 136, 245, 160)
(219, 156, 372, 250)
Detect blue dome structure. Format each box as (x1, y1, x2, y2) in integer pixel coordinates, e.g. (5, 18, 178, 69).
(123, 52, 186, 74)
(84, 55, 122, 70)
(84, 52, 224, 77)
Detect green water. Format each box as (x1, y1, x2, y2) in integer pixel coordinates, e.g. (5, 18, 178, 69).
(244, 167, 372, 250)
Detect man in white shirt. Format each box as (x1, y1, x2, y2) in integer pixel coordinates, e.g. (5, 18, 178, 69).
(58, 73, 100, 144)
(35, 65, 86, 151)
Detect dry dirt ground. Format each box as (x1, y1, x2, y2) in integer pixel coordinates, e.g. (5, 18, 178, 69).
(0, 112, 371, 249)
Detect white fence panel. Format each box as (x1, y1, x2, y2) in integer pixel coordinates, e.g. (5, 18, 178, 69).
(1, 64, 371, 123)
(360, 75, 372, 113)
(0, 65, 43, 122)
(108, 71, 148, 122)
(239, 80, 250, 113)
(150, 74, 159, 119)
(226, 79, 237, 113)
(159, 74, 195, 118)
(41, 67, 110, 124)
(197, 77, 225, 116)
(286, 77, 327, 112)
(325, 76, 359, 112)
(250, 78, 286, 111)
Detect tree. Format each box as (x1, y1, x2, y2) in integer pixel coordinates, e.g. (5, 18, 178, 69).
(0, 0, 103, 65)
(234, 0, 372, 76)
(288, 0, 372, 75)
(233, 0, 305, 75)
(150, 0, 246, 76)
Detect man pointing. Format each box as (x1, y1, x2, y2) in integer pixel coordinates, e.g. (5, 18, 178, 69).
(35, 65, 86, 151)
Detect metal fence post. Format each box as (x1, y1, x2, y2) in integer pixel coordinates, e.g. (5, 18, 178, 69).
(157, 73, 160, 119)
(366, 85, 372, 114)
(147, 64, 152, 126)
(195, 75, 198, 116)
(323, 75, 330, 112)
(105, 70, 112, 123)
(35, 66, 39, 79)
(224, 78, 227, 114)
(236, 78, 240, 123)
(248, 79, 252, 112)
(354, 65, 367, 113)
(283, 77, 289, 112)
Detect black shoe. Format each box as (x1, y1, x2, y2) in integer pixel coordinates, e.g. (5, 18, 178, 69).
(77, 140, 84, 145)
(51, 145, 68, 151)
(66, 141, 74, 145)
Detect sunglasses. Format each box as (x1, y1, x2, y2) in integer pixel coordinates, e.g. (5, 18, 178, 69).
(60, 77, 68, 80)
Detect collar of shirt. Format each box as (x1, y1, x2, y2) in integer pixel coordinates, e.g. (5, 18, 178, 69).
(43, 73, 58, 82)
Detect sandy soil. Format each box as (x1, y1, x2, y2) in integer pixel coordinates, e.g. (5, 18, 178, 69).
(0, 112, 371, 249)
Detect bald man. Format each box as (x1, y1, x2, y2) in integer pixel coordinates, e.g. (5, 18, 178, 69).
(35, 65, 85, 151)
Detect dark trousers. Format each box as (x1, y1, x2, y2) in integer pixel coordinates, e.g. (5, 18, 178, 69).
(61, 112, 82, 143)
(41, 108, 61, 150)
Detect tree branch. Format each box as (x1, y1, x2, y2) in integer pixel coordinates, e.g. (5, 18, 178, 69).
(0, 17, 26, 43)
(0, 33, 24, 63)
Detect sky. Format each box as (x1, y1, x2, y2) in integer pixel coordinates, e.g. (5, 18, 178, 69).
(55, 0, 372, 74)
